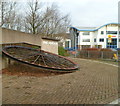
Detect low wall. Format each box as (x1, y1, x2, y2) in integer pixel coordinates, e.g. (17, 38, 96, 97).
(1, 55, 17, 70)
(2, 28, 42, 47)
(1, 55, 8, 69)
(0, 56, 2, 70)
(1, 27, 59, 70)
(41, 39, 58, 54)
(1, 27, 59, 54)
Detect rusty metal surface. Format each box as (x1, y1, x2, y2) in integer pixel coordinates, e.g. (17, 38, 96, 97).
(2, 46, 79, 72)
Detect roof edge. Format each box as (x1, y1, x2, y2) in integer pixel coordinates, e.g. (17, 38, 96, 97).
(70, 23, 120, 32)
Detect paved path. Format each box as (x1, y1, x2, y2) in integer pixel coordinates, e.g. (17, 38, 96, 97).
(2, 58, 118, 104)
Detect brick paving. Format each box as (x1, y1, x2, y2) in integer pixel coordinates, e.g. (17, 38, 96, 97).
(2, 58, 118, 104)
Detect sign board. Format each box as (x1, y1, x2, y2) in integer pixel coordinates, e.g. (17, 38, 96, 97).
(112, 36, 116, 37)
(108, 35, 112, 38)
(108, 35, 112, 43)
(108, 38, 112, 43)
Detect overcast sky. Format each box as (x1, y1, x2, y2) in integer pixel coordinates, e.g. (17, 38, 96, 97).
(57, 0, 119, 27)
(18, 0, 119, 27)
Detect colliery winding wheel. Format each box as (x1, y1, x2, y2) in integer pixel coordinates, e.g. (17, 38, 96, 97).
(2, 46, 79, 72)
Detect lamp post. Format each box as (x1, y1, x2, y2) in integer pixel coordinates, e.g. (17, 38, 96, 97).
(74, 30, 76, 57)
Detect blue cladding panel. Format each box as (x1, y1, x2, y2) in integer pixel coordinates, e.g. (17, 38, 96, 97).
(64, 47, 78, 51)
(70, 23, 120, 32)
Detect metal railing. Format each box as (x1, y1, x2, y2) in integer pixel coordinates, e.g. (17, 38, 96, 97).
(77, 51, 118, 60)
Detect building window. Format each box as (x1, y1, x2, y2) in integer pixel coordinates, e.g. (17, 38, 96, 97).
(65, 41, 69, 48)
(94, 39, 96, 42)
(107, 31, 117, 34)
(101, 31, 104, 34)
(83, 32, 90, 35)
(82, 39, 90, 42)
(99, 38, 104, 42)
(107, 38, 117, 45)
(82, 45, 91, 49)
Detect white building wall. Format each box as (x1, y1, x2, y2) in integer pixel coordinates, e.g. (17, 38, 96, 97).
(93, 31, 98, 46)
(79, 31, 96, 48)
(97, 27, 107, 48)
(97, 24, 118, 48)
(90, 32, 96, 47)
(79, 32, 91, 45)
(77, 24, 119, 49)
(118, 26, 120, 48)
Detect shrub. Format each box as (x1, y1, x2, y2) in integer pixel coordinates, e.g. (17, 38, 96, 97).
(58, 46, 69, 56)
(100, 48, 112, 51)
(31, 46, 40, 49)
(82, 48, 100, 51)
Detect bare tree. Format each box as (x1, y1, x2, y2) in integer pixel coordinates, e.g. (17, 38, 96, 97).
(39, 3, 71, 38)
(0, 1, 71, 39)
(14, 14, 24, 31)
(0, 2, 8, 27)
(25, 0, 43, 34)
(0, 1, 17, 29)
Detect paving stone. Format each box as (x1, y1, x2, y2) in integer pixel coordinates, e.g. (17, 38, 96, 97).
(2, 58, 118, 104)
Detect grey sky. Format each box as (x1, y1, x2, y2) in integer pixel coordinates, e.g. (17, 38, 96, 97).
(57, 0, 119, 27)
(9, 0, 119, 27)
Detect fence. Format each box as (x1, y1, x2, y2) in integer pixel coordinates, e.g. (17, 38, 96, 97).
(77, 51, 118, 60)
